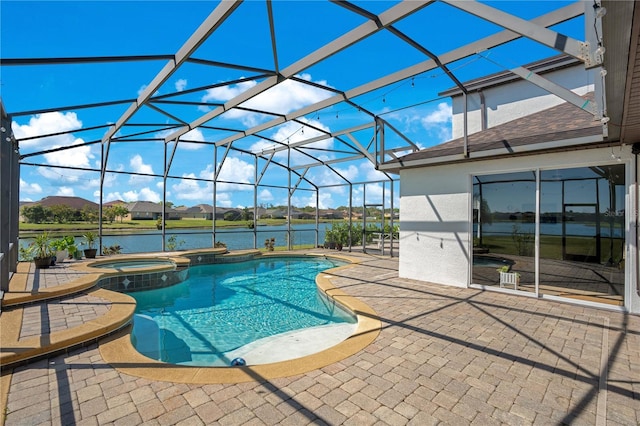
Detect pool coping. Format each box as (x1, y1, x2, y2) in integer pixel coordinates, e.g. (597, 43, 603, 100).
(98, 252, 382, 383)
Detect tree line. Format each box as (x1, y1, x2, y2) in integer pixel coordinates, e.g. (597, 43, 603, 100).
(21, 204, 130, 224)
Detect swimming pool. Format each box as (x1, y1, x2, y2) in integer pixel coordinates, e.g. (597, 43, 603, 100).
(129, 256, 356, 366)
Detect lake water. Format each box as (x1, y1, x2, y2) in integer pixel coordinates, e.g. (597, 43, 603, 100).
(475, 222, 623, 238)
(25, 221, 620, 256)
(20, 223, 332, 255)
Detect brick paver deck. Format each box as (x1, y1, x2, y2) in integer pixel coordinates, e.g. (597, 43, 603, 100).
(24, 260, 94, 292)
(2, 253, 638, 425)
(19, 293, 111, 340)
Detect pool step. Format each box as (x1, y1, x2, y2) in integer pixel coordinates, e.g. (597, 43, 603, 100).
(1, 261, 103, 309)
(0, 287, 135, 370)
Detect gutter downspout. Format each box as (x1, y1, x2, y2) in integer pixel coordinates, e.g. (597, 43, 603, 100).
(635, 144, 640, 297)
(479, 90, 487, 131)
(463, 92, 468, 158)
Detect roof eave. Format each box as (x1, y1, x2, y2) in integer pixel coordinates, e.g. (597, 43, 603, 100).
(438, 54, 581, 97)
(379, 134, 607, 173)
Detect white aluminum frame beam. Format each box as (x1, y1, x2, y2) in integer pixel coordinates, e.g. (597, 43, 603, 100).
(163, 0, 434, 144)
(201, 3, 583, 156)
(441, 0, 593, 65)
(257, 122, 375, 155)
(509, 65, 600, 117)
(102, 0, 242, 145)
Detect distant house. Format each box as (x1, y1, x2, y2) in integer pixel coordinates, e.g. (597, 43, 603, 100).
(123, 201, 179, 220)
(297, 211, 315, 220)
(264, 209, 286, 219)
(319, 209, 344, 220)
(34, 196, 98, 211)
(104, 200, 126, 207)
(19, 196, 99, 222)
(286, 210, 303, 220)
(219, 208, 242, 221)
(213, 207, 227, 221)
(174, 204, 214, 220)
(383, 211, 399, 220)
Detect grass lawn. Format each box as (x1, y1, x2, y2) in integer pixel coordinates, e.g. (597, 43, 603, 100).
(18, 218, 338, 237)
(479, 234, 624, 263)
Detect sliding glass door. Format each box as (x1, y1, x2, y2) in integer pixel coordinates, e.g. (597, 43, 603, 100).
(472, 172, 535, 294)
(539, 165, 625, 305)
(472, 164, 625, 306)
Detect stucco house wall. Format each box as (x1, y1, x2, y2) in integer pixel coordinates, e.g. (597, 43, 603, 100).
(400, 165, 471, 288)
(451, 65, 595, 139)
(399, 146, 639, 313)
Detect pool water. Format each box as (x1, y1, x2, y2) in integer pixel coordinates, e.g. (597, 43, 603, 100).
(473, 256, 513, 268)
(93, 259, 175, 269)
(129, 257, 355, 366)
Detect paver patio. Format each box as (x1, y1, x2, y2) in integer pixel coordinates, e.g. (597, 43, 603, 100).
(1, 252, 638, 425)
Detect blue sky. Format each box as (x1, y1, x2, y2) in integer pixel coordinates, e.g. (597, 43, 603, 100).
(1, 1, 584, 209)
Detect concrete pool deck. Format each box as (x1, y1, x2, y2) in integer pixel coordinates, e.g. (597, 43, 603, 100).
(1, 250, 639, 425)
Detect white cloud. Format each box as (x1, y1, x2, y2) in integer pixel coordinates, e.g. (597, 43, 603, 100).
(291, 191, 335, 209)
(364, 183, 384, 204)
(175, 79, 187, 92)
(317, 192, 334, 209)
(381, 101, 450, 148)
(20, 179, 42, 195)
(103, 191, 125, 202)
(201, 79, 257, 106)
(56, 186, 75, 197)
(352, 182, 397, 207)
(12, 111, 81, 148)
(201, 74, 332, 127)
(45, 144, 93, 168)
(12, 112, 94, 169)
(250, 118, 334, 166)
(245, 75, 332, 115)
(171, 174, 214, 201)
(421, 102, 452, 142)
(258, 189, 273, 202)
(360, 161, 388, 182)
(167, 158, 256, 204)
(176, 128, 205, 150)
(87, 172, 118, 191)
(216, 192, 232, 207)
(422, 102, 452, 126)
(310, 165, 359, 194)
(120, 187, 161, 203)
(37, 166, 84, 185)
(128, 154, 155, 185)
(199, 157, 255, 192)
(156, 128, 205, 150)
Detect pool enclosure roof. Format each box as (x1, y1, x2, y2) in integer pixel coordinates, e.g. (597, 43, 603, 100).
(1, 0, 629, 209)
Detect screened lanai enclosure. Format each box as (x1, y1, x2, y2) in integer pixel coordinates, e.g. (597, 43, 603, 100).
(0, 0, 614, 293)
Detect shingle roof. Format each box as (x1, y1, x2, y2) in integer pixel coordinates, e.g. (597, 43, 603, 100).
(438, 54, 580, 97)
(125, 201, 174, 213)
(36, 196, 98, 210)
(383, 93, 603, 171)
